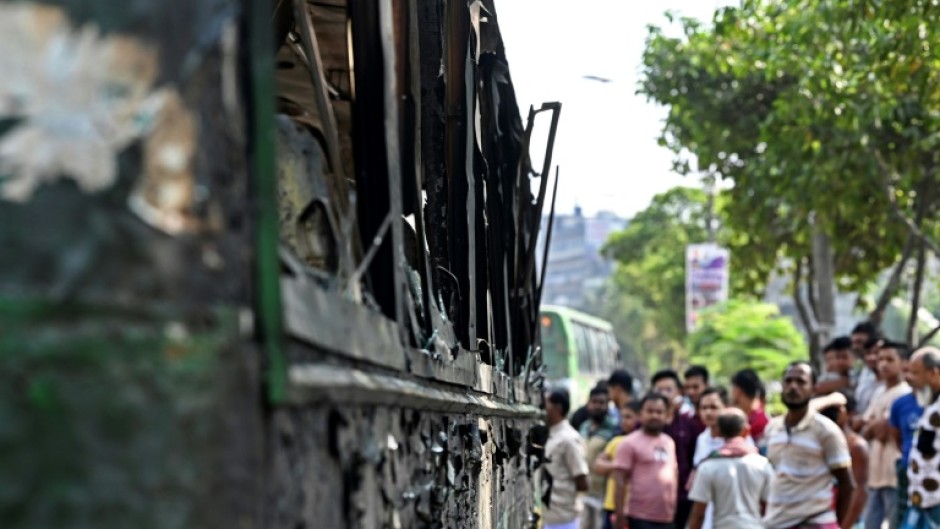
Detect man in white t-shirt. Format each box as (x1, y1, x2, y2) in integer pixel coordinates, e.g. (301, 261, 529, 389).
(690, 388, 756, 529)
(688, 408, 773, 529)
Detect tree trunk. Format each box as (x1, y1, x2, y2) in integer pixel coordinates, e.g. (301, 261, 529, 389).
(870, 233, 916, 329)
(793, 258, 821, 367)
(908, 242, 927, 346)
(918, 324, 940, 349)
(811, 221, 836, 367)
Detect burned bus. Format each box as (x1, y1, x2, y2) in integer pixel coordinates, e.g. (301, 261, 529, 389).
(0, 0, 559, 528)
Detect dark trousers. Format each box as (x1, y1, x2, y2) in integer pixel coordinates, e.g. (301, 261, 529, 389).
(673, 499, 692, 529)
(603, 510, 614, 529)
(628, 518, 675, 529)
(896, 460, 909, 529)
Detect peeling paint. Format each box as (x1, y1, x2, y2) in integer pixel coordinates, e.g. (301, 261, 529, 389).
(0, 3, 167, 202)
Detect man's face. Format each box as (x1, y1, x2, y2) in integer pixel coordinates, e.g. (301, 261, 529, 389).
(878, 347, 902, 381)
(782, 364, 814, 410)
(910, 357, 940, 392)
(824, 349, 853, 374)
(910, 357, 929, 390)
(832, 349, 854, 374)
(851, 332, 869, 355)
(653, 378, 681, 407)
(545, 395, 562, 422)
(640, 398, 667, 434)
(684, 375, 706, 405)
(608, 385, 627, 406)
(698, 392, 724, 428)
(587, 394, 609, 422)
(824, 351, 838, 374)
(729, 384, 744, 406)
(620, 406, 638, 434)
(865, 343, 881, 371)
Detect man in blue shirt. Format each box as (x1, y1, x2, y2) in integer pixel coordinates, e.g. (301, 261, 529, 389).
(889, 348, 928, 528)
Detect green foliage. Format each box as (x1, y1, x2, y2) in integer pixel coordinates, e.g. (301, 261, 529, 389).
(603, 187, 710, 367)
(639, 0, 940, 298)
(602, 185, 775, 369)
(587, 285, 678, 379)
(689, 299, 806, 385)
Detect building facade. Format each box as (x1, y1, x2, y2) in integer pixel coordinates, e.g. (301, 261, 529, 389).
(538, 208, 628, 309)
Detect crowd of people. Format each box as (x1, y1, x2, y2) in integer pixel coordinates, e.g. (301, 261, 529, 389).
(540, 321, 940, 529)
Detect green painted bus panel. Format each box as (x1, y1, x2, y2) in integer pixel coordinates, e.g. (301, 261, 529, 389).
(539, 305, 615, 331)
(539, 305, 620, 409)
(0, 299, 262, 529)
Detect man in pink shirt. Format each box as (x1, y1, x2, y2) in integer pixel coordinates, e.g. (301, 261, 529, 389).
(612, 392, 678, 529)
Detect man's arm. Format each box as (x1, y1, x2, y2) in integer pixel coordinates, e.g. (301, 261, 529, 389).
(815, 376, 851, 396)
(593, 452, 614, 476)
(831, 466, 856, 525)
(687, 463, 713, 529)
(888, 424, 901, 448)
(613, 469, 631, 529)
(564, 437, 590, 492)
(574, 474, 588, 492)
(842, 441, 868, 529)
(688, 502, 707, 529)
(859, 417, 876, 440)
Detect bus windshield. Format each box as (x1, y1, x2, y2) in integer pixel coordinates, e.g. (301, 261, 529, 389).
(540, 313, 568, 378)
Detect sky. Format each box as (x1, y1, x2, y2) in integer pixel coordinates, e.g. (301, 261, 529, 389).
(496, 0, 733, 218)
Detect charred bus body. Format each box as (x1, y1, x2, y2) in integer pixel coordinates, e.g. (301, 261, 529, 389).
(0, 1, 557, 528)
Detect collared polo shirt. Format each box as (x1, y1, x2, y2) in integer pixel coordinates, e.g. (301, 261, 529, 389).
(762, 410, 851, 529)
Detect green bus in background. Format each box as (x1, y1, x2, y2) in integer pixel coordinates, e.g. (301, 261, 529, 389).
(540, 305, 623, 412)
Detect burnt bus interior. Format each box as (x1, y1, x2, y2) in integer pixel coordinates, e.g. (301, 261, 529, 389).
(263, 0, 560, 527)
(268, 0, 559, 399)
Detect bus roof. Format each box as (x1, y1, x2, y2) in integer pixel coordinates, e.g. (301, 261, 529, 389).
(539, 305, 615, 331)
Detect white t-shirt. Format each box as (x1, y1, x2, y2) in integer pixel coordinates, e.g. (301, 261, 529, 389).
(689, 453, 774, 529)
(692, 431, 757, 529)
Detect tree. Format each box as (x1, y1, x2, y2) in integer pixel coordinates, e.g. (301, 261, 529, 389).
(602, 186, 775, 368)
(640, 1, 940, 362)
(603, 187, 710, 368)
(586, 285, 672, 381)
(689, 299, 806, 385)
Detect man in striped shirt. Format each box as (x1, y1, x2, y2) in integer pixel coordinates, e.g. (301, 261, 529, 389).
(763, 361, 856, 529)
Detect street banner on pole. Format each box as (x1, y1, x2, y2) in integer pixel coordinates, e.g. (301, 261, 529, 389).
(686, 243, 730, 332)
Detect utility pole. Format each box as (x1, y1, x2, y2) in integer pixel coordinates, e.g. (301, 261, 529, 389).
(704, 171, 717, 243)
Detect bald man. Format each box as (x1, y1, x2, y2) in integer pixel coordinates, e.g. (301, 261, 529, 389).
(889, 347, 935, 527)
(688, 408, 773, 529)
(901, 348, 940, 527)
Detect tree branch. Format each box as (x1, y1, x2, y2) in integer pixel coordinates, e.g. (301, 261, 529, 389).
(918, 324, 940, 349)
(806, 251, 820, 322)
(793, 258, 817, 352)
(908, 242, 927, 346)
(875, 152, 940, 257)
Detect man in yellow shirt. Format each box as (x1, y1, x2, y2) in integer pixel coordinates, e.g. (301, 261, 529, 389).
(593, 401, 640, 529)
